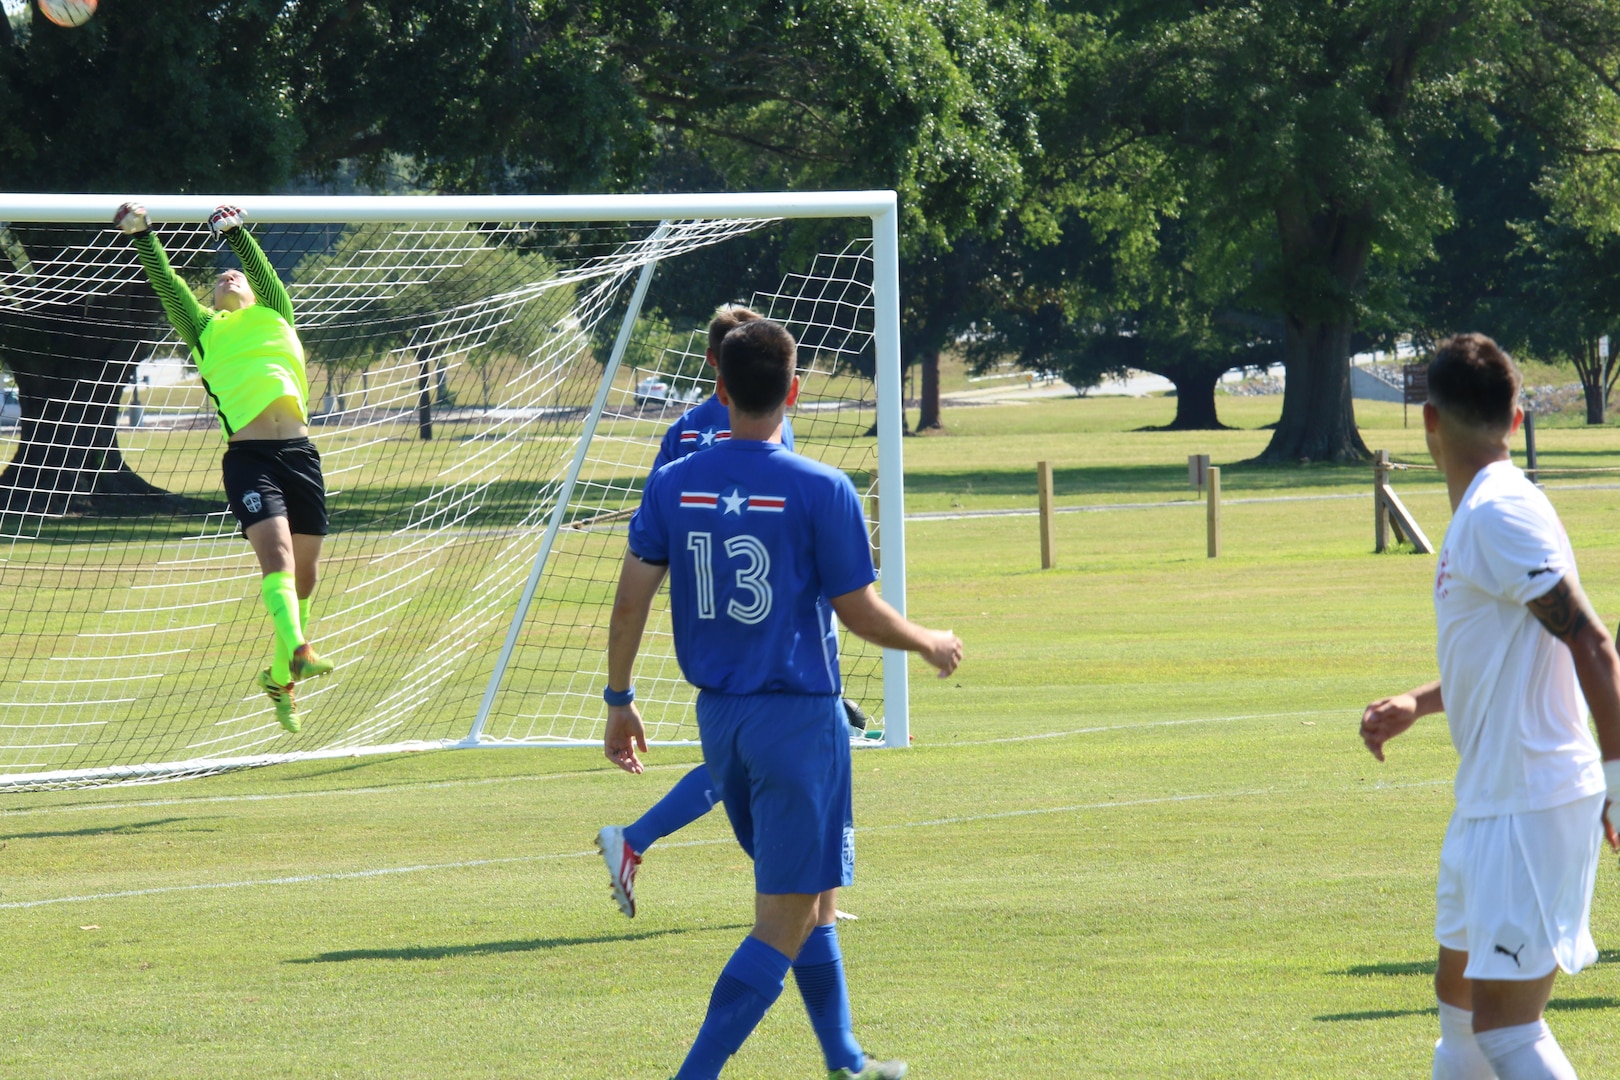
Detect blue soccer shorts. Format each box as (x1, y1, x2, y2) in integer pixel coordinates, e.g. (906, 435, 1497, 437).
(696, 690, 855, 895)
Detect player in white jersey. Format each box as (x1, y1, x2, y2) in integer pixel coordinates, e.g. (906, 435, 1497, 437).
(1361, 333, 1620, 1080)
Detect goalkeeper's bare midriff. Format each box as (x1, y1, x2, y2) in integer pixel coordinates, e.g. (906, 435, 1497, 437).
(231, 396, 308, 442)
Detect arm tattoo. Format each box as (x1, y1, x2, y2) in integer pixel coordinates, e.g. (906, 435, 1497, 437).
(1527, 578, 1596, 643)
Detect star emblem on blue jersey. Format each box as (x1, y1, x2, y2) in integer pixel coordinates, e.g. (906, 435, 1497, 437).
(700, 428, 719, 447)
(720, 487, 747, 515)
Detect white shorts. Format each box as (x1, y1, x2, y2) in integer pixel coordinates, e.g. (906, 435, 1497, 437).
(1435, 792, 1604, 981)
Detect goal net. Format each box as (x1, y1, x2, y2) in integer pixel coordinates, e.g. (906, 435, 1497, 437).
(0, 193, 908, 791)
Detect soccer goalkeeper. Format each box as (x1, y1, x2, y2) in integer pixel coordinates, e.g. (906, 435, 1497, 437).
(115, 202, 334, 733)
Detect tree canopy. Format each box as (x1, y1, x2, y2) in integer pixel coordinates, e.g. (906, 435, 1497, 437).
(15, 1, 1620, 461)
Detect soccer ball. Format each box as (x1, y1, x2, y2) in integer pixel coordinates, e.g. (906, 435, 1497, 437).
(37, 0, 97, 28)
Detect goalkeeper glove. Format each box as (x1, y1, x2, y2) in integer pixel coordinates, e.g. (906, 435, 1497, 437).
(208, 205, 246, 235)
(112, 202, 149, 235)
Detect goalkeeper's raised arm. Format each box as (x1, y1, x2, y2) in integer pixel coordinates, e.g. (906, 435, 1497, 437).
(114, 201, 334, 734)
(115, 202, 306, 440)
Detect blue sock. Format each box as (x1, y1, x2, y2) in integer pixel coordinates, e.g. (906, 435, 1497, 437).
(623, 764, 717, 855)
(793, 923, 864, 1073)
(676, 936, 791, 1080)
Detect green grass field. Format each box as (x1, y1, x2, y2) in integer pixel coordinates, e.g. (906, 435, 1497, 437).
(8, 392, 1620, 1078)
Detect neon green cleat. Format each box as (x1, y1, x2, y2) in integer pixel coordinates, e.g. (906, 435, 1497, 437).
(289, 643, 334, 681)
(256, 668, 299, 733)
(832, 1061, 908, 1080)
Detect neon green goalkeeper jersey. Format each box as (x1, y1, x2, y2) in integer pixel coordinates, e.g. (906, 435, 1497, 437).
(131, 227, 308, 439)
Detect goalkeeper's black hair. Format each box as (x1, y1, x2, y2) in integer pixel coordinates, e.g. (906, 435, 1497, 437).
(718, 319, 796, 415)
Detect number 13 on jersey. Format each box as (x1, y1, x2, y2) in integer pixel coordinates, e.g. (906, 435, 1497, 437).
(687, 531, 773, 624)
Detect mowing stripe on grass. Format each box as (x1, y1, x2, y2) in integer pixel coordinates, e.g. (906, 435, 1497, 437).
(0, 709, 1354, 819)
(941, 708, 1347, 746)
(0, 780, 1448, 910)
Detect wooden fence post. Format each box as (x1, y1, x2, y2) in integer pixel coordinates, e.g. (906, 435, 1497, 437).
(1524, 411, 1539, 485)
(1037, 460, 1055, 569)
(1372, 449, 1434, 554)
(1206, 466, 1221, 558)
(1374, 449, 1391, 553)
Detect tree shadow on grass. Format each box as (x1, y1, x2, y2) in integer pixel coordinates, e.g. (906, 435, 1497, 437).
(265, 756, 398, 784)
(1315, 1006, 1437, 1022)
(1333, 959, 1436, 977)
(903, 461, 1393, 503)
(0, 816, 197, 842)
(1547, 997, 1620, 1012)
(285, 922, 749, 964)
(1314, 998, 1620, 1023)
(1318, 956, 1620, 1021)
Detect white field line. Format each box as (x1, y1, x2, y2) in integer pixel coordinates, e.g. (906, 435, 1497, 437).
(0, 764, 702, 819)
(906, 491, 1435, 521)
(0, 779, 1448, 911)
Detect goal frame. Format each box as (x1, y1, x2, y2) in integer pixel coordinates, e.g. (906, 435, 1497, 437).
(0, 190, 913, 751)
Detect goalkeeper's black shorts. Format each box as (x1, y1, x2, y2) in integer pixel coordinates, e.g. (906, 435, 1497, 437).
(221, 437, 329, 536)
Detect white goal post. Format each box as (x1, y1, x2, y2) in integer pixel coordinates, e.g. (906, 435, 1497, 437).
(0, 191, 909, 791)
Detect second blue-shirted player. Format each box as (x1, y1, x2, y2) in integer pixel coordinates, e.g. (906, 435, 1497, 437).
(603, 318, 961, 1080)
(595, 305, 799, 917)
(598, 304, 869, 918)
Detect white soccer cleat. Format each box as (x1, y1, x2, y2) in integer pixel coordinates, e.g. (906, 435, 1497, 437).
(596, 824, 641, 918)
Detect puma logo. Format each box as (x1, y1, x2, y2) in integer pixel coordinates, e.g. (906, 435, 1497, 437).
(1528, 566, 1556, 579)
(1494, 943, 1527, 968)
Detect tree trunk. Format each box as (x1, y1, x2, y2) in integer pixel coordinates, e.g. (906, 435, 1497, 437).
(916, 349, 943, 431)
(1161, 364, 1227, 430)
(1575, 339, 1609, 425)
(1260, 195, 1375, 463)
(1584, 380, 1606, 425)
(1257, 313, 1370, 462)
(417, 349, 433, 440)
(0, 293, 196, 518)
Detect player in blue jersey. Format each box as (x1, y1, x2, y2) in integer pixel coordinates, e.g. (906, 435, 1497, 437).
(598, 304, 868, 919)
(603, 319, 961, 1080)
(596, 305, 776, 916)
(650, 306, 794, 471)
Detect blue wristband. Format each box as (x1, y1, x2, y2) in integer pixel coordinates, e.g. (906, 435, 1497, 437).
(603, 685, 635, 707)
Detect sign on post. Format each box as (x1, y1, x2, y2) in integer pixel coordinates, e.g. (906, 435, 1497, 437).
(1402, 364, 1428, 428)
(1189, 453, 1211, 492)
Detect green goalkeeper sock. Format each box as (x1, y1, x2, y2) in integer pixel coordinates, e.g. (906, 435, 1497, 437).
(261, 572, 304, 684)
(272, 597, 314, 682)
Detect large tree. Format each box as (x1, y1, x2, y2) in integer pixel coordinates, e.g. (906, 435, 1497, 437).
(0, 0, 1049, 506)
(590, 0, 1056, 432)
(1068, 0, 1620, 460)
(965, 135, 1282, 430)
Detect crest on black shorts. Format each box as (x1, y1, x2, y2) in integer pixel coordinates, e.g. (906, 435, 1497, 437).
(243, 491, 262, 513)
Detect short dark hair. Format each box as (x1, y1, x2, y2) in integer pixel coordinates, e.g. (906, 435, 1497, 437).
(1428, 333, 1521, 430)
(718, 319, 796, 415)
(707, 304, 762, 358)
